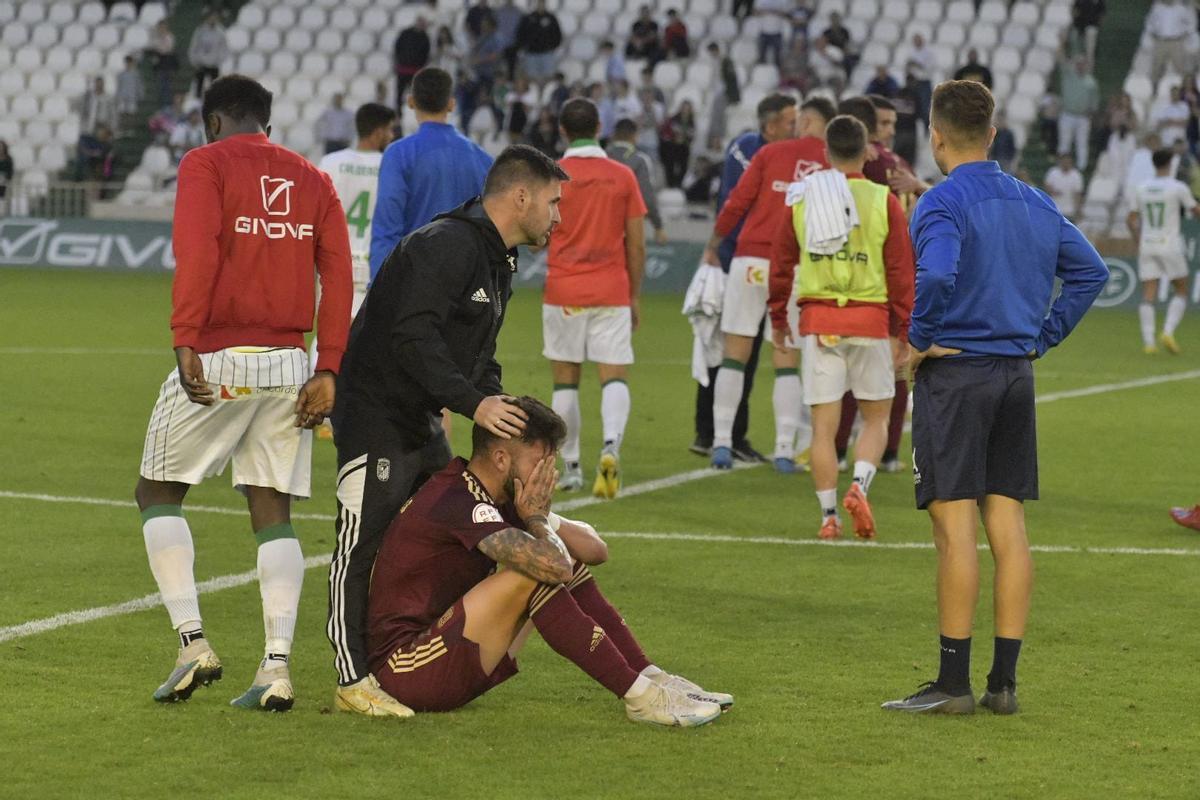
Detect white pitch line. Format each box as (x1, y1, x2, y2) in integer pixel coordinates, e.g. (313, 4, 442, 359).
(1035, 369, 1200, 404)
(0, 346, 163, 356)
(3, 529, 1197, 645)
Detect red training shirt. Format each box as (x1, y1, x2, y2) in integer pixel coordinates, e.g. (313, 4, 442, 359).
(171, 132, 353, 374)
(545, 148, 647, 307)
(367, 457, 521, 669)
(714, 136, 829, 260)
(768, 172, 914, 341)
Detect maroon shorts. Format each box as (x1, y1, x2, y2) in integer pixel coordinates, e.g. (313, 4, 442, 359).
(373, 599, 519, 712)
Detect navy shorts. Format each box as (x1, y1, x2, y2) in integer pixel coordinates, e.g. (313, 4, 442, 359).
(911, 357, 1038, 510)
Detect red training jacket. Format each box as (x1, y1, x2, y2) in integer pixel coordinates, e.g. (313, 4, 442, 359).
(768, 172, 914, 342)
(171, 133, 353, 374)
(714, 136, 829, 260)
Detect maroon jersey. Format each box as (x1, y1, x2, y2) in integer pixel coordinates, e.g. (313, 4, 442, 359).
(366, 457, 521, 669)
(862, 143, 900, 190)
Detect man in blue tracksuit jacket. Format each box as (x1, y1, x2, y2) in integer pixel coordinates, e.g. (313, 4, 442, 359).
(369, 67, 493, 282)
(882, 80, 1108, 717)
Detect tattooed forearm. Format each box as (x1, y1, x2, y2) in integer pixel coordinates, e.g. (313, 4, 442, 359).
(478, 527, 573, 585)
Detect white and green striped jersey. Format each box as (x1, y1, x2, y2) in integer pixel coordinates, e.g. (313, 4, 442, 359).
(319, 148, 383, 289)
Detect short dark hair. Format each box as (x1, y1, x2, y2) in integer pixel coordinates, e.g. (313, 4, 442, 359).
(825, 115, 868, 161)
(201, 74, 272, 126)
(756, 92, 798, 126)
(559, 97, 600, 141)
(800, 96, 836, 124)
(931, 79, 995, 148)
(482, 144, 570, 196)
(867, 94, 896, 112)
(411, 66, 454, 114)
(613, 117, 639, 139)
(355, 102, 397, 139)
(837, 96, 876, 138)
(1152, 148, 1175, 169)
(471, 396, 567, 456)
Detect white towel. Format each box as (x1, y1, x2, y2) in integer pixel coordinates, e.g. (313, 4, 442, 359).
(787, 169, 859, 255)
(681, 263, 727, 386)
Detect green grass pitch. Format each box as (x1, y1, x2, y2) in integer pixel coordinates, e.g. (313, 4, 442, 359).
(1, 268, 1198, 799)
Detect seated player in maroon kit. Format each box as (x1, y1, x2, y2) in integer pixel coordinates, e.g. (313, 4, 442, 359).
(366, 396, 733, 726)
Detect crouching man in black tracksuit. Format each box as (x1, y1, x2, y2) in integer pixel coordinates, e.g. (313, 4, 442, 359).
(327, 145, 569, 715)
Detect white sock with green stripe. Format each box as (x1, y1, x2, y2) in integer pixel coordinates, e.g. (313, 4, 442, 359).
(1139, 303, 1156, 348)
(772, 368, 802, 459)
(601, 379, 630, 454)
(1164, 295, 1186, 337)
(552, 384, 581, 467)
(141, 505, 202, 643)
(712, 359, 745, 450)
(255, 524, 303, 665)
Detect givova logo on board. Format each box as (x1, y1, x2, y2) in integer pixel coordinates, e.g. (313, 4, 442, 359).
(0, 219, 175, 269)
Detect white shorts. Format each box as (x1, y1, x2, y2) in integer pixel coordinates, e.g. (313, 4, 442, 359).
(720, 256, 770, 337)
(542, 305, 634, 364)
(801, 335, 896, 406)
(139, 370, 313, 498)
(1138, 251, 1189, 282)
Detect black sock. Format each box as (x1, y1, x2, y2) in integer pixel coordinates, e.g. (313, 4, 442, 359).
(882, 449, 897, 462)
(836, 448, 847, 461)
(179, 627, 204, 648)
(937, 635, 971, 693)
(987, 637, 1022, 692)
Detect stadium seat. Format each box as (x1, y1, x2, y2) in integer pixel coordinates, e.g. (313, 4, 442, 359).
(267, 6, 298, 31)
(123, 25, 150, 50)
(314, 75, 343, 99)
(42, 95, 71, 122)
(1086, 175, 1119, 205)
(978, 0, 1008, 24)
(913, 0, 942, 22)
(253, 28, 282, 53)
(945, 0, 974, 24)
(284, 29, 313, 54)
(749, 64, 780, 91)
(567, 36, 598, 61)
(22, 169, 50, 200)
(330, 53, 360, 80)
(108, 1, 137, 22)
(77, 1, 105, 26)
(225, 27, 250, 52)
(272, 98, 300, 129)
(301, 99, 327, 124)
(56, 118, 80, 146)
(935, 21, 965, 48)
(729, 39, 757, 64)
(139, 3, 166, 27)
(873, 19, 903, 47)
(59, 71, 87, 96)
(91, 24, 121, 50)
(690, 0, 719, 15)
(346, 29, 374, 54)
(709, 16, 738, 43)
(1034, 25, 1061, 50)
(559, 59, 585, 84)
(584, 58, 606, 83)
(564, 0, 590, 13)
(1025, 47, 1055, 75)
(0, 115, 13, 141)
(849, 0, 879, 20)
(238, 52, 268, 76)
(967, 23, 999, 50)
(17, 1, 45, 24)
(1015, 71, 1046, 98)
(1000, 24, 1032, 50)
(45, 47, 72, 73)
(1043, 4, 1071, 28)
(0, 1, 14, 24)
(993, 45, 1021, 75)
(347, 75, 376, 103)
(1124, 74, 1154, 104)
(106, 50, 128, 72)
(363, 51, 391, 77)
(557, 10, 579, 36)
(1007, 93, 1036, 125)
(238, 4, 266, 29)
(15, 46, 41, 72)
(741, 17, 763, 40)
(31, 22, 60, 49)
(329, 7, 358, 32)
(25, 120, 53, 145)
(315, 29, 343, 55)
(991, 72, 1013, 103)
(582, 14, 608, 37)
(298, 6, 326, 31)
(930, 43, 958, 73)
(28, 72, 56, 98)
(1009, 1, 1039, 27)
(2, 22, 28, 48)
(38, 144, 68, 174)
(686, 60, 714, 87)
(0, 70, 25, 96)
(269, 51, 300, 76)
(880, 0, 910, 21)
(658, 188, 686, 220)
(11, 95, 38, 122)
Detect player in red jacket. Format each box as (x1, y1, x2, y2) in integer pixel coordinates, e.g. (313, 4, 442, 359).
(134, 75, 353, 713)
(700, 96, 835, 472)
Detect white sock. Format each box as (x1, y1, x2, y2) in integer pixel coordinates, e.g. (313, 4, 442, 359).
(624, 673, 655, 700)
(640, 664, 666, 678)
(795, 402, 813, 454)
(552, 385, 581, 464)
(1139, 302, 1156, 347)
(853, 460, 877, 494)
(816, 488, 838, 519)
(772, 370, 802, 459)
(1164, 295, 1187, 336)
(600, 379, 630, 452)
(712, 363, 745, 450)
(143, 512, 201, 631)
(257, 536, 304, 657)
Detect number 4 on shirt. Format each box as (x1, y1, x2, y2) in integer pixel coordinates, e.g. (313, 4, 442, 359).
(346, 191, 371, 238)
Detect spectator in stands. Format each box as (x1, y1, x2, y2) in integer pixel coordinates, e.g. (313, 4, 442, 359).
(626, 6, 663, 64)
(1044, 153, 1084, 220)
(1123, 133, 1168, 208)
(822, 12, 857, 74)
(634, 87, 665, 158)
(516, 0, 563, 85)
(504, 76, 538, 144)
(1152, 85, 1191, 147)
(146, 19, 177, 107)
(546, 73, 572, 115)
(317, 94, 357, 154)
(953, 48, 994, 88)
(755, 0, 789, 67)
(990, 109, 1018, 173)
(149, 92, 186, 138)
(394, 17, 432, 113)
(1104, 121, 1137, 184)
(527, 108, 562, 157)
(658, 99, 696, 188)
(683, 153, 722, 204)
(495, 0, 523, 79)
(600, 80, 641, 140)
(432, 25, 466, 78)
(0, 140, 12, 212)
(808, 35, 845, 93)
(1058, 53, 1100, 169)
(600, 41, 627, 84)
(706, 43, 741, 144)
(116, 55, 145, 123)
(865, 65, 899, 98)
(903, 59, 931, 126)
(469, 16, 506, 95)
(907, 33, 934, 80)
(663, 10, 690, 59)
(608, 117, 667, 243)
(1039, 91, 1061, 154)
(1070, 0, 1105, 65)
(733, 0, 754, 21)
(1102, 91, 1138, 146)
(790, 0, 813, 43)
(465, 0, 497, 43)
(74, 124, 114, 183)
(169, 107, 205, 163)
(78, 77, 119, 136)
(780, 37, 810, 92)
(187, 11, 227, 99)
(1148, 0, 1193, 84)
(893, 77, 920, 165)
(638, 66, 666, 106)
